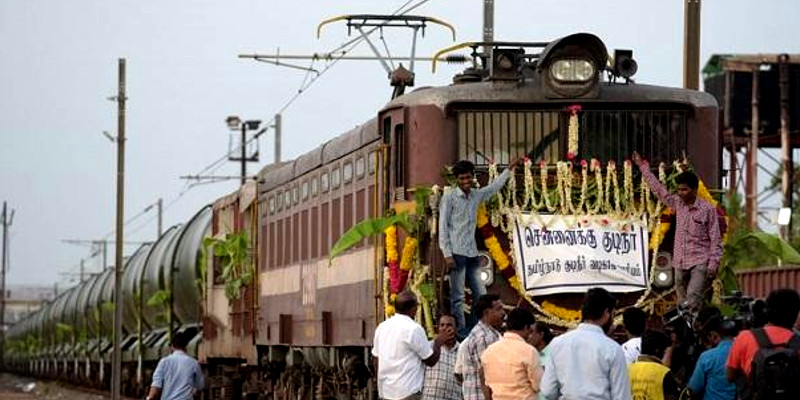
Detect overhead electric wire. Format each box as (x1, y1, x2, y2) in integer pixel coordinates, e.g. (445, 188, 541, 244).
(186, 0, 434, 185)
(113, 0, 439, 245)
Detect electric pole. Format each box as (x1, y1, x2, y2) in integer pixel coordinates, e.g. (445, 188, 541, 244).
(1, 201, 15, 370)
(683, 0, 701, 89)
(111, 57, 126, 400)
(274, 114, 282, 164)
(779, 54, 793, 240)
(241, 123, 247, 185)
(483, 0, 494, 57)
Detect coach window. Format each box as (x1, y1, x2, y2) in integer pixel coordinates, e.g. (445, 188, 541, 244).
(356, 156, 365, 179)
(302, 180, 309, 200)
(284, 190, 291, 210)
(343, 161, 353, 184)
(369, 151, 377, 175)
(293, 185, 300, 205)
(332, 166, 341, 189)
(321, 171, 330, 192)
(269, 196, 276, 215)
(311, 176, 319, 196)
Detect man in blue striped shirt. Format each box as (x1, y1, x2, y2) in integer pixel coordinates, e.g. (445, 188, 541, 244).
(439, 158, 520, 338)
(146, 331, 204, 400)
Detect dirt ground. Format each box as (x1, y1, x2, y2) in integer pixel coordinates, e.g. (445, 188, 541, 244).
(0, 373, 110, 400)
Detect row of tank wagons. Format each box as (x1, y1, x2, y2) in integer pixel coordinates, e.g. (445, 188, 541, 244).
(4, 206, 212, 368)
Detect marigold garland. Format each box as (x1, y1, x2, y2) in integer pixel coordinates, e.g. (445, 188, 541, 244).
(397, 236, 418, 292)
(385, 225, 399, 296)
(477, 204, 520, 293)
(542, 301, 582, 322)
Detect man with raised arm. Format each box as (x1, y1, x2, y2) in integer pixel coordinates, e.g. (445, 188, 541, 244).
(632, 152, 722, 312)
(439, 158, 520, 338)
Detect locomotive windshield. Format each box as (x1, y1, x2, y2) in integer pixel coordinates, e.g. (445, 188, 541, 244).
(457, 108, 688, 166)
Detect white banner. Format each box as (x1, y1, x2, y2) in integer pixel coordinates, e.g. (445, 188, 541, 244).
(512, 215, 649, 296)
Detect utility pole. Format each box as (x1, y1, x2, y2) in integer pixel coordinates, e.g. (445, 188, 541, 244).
(483, 0, 494, 58)
(274, 114, 282, 164)
(226, 117, 261, 186)
(240, 123, 247, 186)
(1, 201, 15, 370)
(779, 54, 793, 240)
(746, 67, 760, 230)
(683, 0, 701, 90)
(102, 240, 108, 271)
(111, 57, 126, 400)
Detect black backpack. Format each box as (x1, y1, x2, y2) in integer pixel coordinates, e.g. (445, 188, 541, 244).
(749, 328, 800, 400)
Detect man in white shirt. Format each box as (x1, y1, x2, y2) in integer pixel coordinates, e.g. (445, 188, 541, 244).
(541, 288, 631, 400)
(373, 291, 455, 400)
(622, 307, 647, 364)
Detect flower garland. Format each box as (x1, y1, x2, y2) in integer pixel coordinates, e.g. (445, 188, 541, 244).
(409, 265, 436, 337)
(541, 301, 581, 322)
(384, 225, 399, 317)
(523, 158, 543, 210)
(385, 225, 399, 293)
(480, 158, 683, 326)
(477, 204, 523, 293)
(566, 105, 581, 160)
(397, 236, 418, 291)
(623, 160, 635, 215)
(557, 162, 573, 214)
(383, 266, 394, 316)
(573, 160, 589, 214)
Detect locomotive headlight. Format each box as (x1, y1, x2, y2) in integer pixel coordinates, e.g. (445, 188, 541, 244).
(550, 59, 595, 82)
(478, 251, 494, 287)
(652, 251, 674, 289)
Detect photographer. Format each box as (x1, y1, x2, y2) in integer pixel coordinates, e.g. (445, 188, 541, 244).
(726, 288, 800, 400)
(687, 315, 737, 400)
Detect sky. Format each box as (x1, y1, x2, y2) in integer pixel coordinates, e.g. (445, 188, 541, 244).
(2, 0, 800, 289)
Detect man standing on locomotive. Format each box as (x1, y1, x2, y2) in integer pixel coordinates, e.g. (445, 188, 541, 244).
(632, 152, 722, 313)
(439, 158, 520, 338)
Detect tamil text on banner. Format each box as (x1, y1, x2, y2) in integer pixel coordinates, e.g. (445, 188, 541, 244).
(512, 214, 649, 296)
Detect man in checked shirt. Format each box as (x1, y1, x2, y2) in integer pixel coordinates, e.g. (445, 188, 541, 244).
(422, 314, 461, 400)
(633, 152, 723, 313)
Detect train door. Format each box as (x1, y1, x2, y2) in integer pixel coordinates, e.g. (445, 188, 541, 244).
(380, 106, 407, 205)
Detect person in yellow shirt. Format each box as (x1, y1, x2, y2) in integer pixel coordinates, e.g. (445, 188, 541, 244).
(481, 308, 543, 400)
(629, 330, 681, 400)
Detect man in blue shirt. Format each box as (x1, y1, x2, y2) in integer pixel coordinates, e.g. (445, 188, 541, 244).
(688, 315, 737, 400)
(439, 158, 520, 338)
(541, 288, 631, 400)
(146, 331, 204, 400)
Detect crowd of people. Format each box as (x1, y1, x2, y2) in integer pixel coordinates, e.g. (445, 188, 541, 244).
(372, 287, 800, 400)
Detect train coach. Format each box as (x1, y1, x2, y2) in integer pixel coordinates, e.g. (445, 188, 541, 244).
(5, 32, 720, 400)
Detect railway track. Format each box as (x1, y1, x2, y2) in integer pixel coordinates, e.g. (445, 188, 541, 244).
(0, 372, 138, 400)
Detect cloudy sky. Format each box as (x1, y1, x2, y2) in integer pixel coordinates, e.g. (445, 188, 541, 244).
(2, 0, 799, 288)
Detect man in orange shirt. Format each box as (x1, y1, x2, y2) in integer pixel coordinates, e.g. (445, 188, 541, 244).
(726, 288, 800, 399)
(480, 308, 543, 400)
